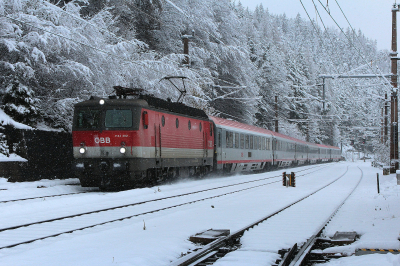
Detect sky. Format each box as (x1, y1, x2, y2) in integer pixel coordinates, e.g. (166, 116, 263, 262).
(242, 0, 397, 51)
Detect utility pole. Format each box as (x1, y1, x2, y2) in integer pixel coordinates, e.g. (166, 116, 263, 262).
(181, 30, 194, 66)
(322, 77, 326, 111)
(390, 3, 399, 173)
(275, 95, 279, 133)
(382, 107, 384, 143)
(385, 93, 389, 143)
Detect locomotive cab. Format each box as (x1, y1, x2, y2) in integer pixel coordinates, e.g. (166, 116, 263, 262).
(72, 97, 148, 188)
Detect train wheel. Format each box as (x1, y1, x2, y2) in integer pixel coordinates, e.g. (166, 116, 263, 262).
(147, 169, 158, 186)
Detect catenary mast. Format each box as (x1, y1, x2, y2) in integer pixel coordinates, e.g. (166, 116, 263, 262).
(390, 3, 399, 173)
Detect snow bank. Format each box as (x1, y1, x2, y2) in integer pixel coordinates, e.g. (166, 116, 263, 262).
(0, 153, 27, 162)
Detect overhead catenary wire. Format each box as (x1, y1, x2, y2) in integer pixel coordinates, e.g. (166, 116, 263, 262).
(301, 0, 388, 132)
(316, 0, 392, 91)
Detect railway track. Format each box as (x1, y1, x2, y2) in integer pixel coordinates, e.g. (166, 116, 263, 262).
(0, 164, 329, 250)
(170, 165, 363, 266)
(0, 165, 323, 205)
(0, 191, 96, 204)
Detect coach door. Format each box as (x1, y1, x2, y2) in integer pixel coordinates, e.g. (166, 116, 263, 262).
(214, 128, 223, 170)
(203, 126, 207, 164)
(154, 114, 162, 167)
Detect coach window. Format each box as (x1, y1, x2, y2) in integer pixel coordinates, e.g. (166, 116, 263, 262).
(226, 131, 230, 148)
(217, 130, 221, 148)
(249, 136, 253, 149)
(245, 135, 249, 149)
(188, 120, 191, 130)
(176, 118, 179, 128)
(240, 134, 244, 149)
(161, 115, 165, 127)
(235, 133, 239, 148)
(262, 137, 265, 150)
(210, 125, 213, 136)
(227, 131, 233, 148)
(199, 122, 202, 132)
(266, 138, 270, 150)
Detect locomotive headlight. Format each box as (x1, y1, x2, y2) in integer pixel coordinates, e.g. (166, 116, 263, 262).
(120, 142, 126, 154)
(99, 99, 105, 105)
(79, 147, 86, 154)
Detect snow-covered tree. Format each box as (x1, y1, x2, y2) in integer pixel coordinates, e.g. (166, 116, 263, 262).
(0, 0, 389, 152)
(2, 82, 39, 125)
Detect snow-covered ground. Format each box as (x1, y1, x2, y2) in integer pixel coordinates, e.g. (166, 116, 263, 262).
(0, 161, 398, 265)
(320, 162, 400, 265)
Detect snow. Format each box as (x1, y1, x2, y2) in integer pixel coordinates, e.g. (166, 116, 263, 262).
(0, 153, 26, 162)
(165, 0, 189, 17)
(0, 108, 32, 130)
(0, 161, 399, 265)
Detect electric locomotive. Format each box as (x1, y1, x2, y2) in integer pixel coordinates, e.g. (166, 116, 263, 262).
(72, 87, 214, 189)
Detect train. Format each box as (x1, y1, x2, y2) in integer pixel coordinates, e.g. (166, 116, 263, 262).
(72, 87, 341, 189)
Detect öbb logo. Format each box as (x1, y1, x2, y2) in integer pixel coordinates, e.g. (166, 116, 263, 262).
(94, 137, 111, 144)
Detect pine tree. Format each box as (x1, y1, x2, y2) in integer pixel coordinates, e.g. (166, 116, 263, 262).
(2, 82, 39, 126)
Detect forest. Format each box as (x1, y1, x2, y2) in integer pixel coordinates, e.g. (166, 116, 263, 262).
(0, 0, 391, 158)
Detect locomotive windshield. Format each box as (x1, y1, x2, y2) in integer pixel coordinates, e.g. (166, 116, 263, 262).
(75, 109, 101, 129)
(74, 106, 141, 130)
(105, 109, 132, 128)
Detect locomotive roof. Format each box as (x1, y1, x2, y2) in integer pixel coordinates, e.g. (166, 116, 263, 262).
(140, 95, 208, 119)
(74, 97, 149, 108)
(75, 95, 209, 119)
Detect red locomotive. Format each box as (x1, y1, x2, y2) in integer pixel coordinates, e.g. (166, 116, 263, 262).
(73, 87, 213, 188)
(72, 86, 341, 189)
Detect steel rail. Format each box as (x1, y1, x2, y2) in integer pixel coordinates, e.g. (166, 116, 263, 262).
(170, 166, 351, 266)
(287, 166, 363, 266)
(0, 165, 329, 250)
(0, 191, 95, 204)
(0, 164, 326, 232)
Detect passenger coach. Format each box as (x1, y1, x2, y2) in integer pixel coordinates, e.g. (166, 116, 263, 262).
(211, 116, 274, 173)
